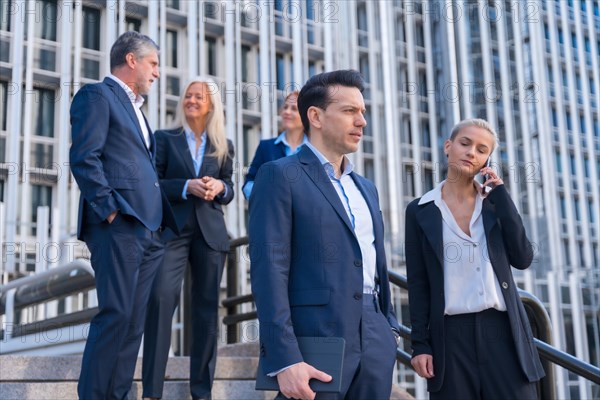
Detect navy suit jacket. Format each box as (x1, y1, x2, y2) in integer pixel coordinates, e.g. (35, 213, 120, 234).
(70, 77, 177, 240)
(405, 185, 545, 392)
(249, 146, 400, 374)
(242, 138, 286, 194)
(155, 128, 234, 251)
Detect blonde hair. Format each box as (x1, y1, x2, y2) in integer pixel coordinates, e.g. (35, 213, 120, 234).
(173, 76, 229, 164)
(450, 118, 499, 152)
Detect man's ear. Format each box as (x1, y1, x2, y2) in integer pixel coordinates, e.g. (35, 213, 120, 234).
(125, 52, 136, 69)
(307, 106, 321, 130)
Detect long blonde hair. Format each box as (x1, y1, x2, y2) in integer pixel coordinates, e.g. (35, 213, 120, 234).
(173, 76, 229, 165)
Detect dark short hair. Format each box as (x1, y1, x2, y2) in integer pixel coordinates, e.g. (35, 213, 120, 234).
(297, 70, 365, 134)
(110, 31, 159, 72)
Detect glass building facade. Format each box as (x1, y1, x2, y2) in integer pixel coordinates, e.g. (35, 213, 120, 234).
(0, 0, 598, 397)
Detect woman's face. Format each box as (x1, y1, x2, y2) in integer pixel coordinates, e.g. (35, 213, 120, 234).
(183, 82, 212, 121)
(280, 94, 303, 132)
(445, 126, 495, 178)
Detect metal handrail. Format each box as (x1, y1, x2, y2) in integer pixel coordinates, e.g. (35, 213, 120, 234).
(221, 255, 600, 397)
(0, 260, 95, 314)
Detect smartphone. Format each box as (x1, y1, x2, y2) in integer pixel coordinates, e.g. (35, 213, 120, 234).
(477, 158, 492, 193)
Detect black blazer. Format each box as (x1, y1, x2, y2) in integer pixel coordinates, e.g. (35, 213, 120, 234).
(155, 128, 234, 251)
(405, 184, 545, 392)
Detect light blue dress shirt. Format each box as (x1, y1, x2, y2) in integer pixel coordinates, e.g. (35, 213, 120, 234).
(305, 142, 377, 294)
(242, 131, 308, 199)
(181, 129, 228, 199)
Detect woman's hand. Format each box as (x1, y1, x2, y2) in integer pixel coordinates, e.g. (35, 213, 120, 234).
(203, 176, 225, 200)
(411, 354, 435, 379)
(480, 165, 504, 191)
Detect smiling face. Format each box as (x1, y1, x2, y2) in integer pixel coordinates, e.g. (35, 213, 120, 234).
(309, 85, 367, 161)
(132, 49, 160, 96)
(183, 82, 213, 122)
(445, 125, 495, 180)
(280, 94, 303, 132)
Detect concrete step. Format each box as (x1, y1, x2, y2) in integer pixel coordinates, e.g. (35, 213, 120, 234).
(0, 347, 413, 399)
(0, 354, 267, 400)
(0, 381, 272, 400)
(0, 355, 258, 381)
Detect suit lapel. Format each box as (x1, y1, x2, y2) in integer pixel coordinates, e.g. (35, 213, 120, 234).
(104, 77, 151, 158)
(275, 141, 287, 158)
(482, 199, 499, 270)
(298, 147, 355, 236)
(416, 202, 444, 267)
(481, 200, 498, 238)
(174, 129, 197, 177)
(350, 172, 379, 232)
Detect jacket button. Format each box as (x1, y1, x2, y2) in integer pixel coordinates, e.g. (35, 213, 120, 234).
(354, 260, 362, 267)
(354, 293, 362, 300)
(90, 202, 96, 208)
(502, 282, 509, 289)
(154, 182, 160, 187)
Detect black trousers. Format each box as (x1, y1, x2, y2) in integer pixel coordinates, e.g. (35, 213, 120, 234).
(276, 294, 398, 400)
(77, 214, 165, 400)
(142, 218, 225, 399)
(430, 309, 538, 400)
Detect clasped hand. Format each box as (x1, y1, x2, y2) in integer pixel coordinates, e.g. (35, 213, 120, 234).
(187, 176, 224, 201)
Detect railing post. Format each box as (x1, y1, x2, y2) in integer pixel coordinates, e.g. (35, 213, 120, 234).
(4, 288, 16, 340)
(226, 241, 239, 344)
(520, 291, 557, 400)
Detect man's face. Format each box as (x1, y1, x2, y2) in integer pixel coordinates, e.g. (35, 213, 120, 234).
(133, 49, 160, 96)
(315, 85, 367, 157)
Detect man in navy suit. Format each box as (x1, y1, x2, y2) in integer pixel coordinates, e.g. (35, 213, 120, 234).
(70, 31, 176, 399)
(250, 70, 400, 400)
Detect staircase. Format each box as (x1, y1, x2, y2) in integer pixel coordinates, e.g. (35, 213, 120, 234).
(0, 342, 413, 399)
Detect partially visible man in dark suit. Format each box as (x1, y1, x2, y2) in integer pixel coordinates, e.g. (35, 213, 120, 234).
(70, 31, 176, 399)
(249, 70, 400, 400)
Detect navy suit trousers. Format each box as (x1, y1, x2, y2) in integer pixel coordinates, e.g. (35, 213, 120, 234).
(77, 214, 164, 400)
(276, 294, 397, 400)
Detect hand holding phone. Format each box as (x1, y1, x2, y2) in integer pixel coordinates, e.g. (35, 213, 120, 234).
(479, 158, 503, 194)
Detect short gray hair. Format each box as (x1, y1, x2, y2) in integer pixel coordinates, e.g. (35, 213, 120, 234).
(450, 118, 499, 151)
(110, 31, 159, 72)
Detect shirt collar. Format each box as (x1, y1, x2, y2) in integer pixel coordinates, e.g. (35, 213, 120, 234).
(418, 179, 487, 205)
(184, 127, 206, 142)
(305, 142, 354, 179)
(107, 74, 145, 108)
(274, 131, 309, 147)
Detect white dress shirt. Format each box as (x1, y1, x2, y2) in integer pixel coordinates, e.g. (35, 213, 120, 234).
(107, 74, 151, 149)
(419, 180, 507, 315)
(306, 142, 377, 294)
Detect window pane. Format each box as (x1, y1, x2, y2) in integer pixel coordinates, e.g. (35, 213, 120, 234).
(33, 0, 58, 41)
(31, 142, 53, 167)
(126, 17, 141, 32)
(0, 0, 12, 31)
(29, 88, 55, 137)
(82, 58, 100, 80)
(0, 137, 5, 164)
(206, 37, 217, 76)
(1, 81, 7, 131)
(276, 54, 285, 91)
(166, 30, 177, 68)
(82, 7, 101, 50)
(31, 184, 52, 236)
